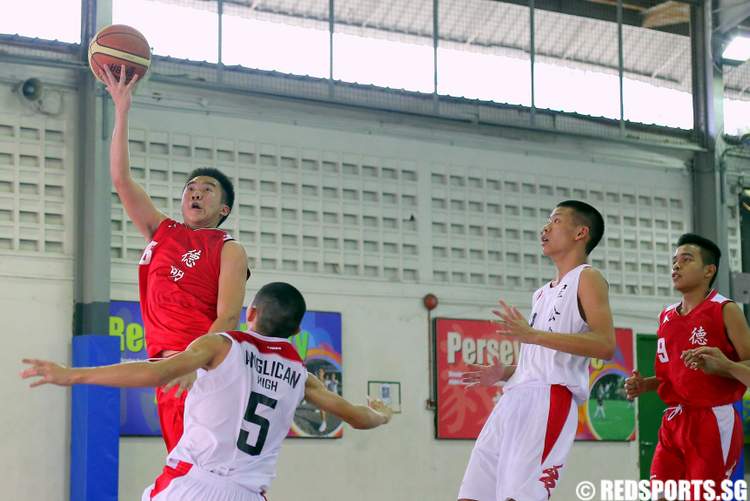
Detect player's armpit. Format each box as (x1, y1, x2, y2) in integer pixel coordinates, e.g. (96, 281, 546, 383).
(152, 334, 232, 386)
(180, 334, 233, 371)
(304, 374, 391, 429)
(724, 302, 750, 361)
(208, 241, 248, 334)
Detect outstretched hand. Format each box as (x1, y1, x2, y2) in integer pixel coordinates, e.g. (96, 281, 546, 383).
(367, 397, 394, 424)
(20, 358, 73, 387)
(161, 371, 197, 398)
(492, 300, 536, 343)
(100, 64, 139, 113)
(462, 363, 505, 388)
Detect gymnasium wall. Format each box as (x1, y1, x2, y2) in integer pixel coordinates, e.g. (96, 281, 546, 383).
(0, 63, 78, 500)
(108, 79, 695, 500)
(2, 57, 746, 501)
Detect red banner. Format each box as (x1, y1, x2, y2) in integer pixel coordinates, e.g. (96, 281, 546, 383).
(434, 318, 634, 441)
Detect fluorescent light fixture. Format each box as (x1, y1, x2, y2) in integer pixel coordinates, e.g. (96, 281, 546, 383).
(723, 34, 750, 63)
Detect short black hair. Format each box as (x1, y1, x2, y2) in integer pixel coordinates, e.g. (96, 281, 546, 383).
(556, 200, 605, 255)
(252, 282, 306, 339)
(185, 167, 235, 227)
(676, 233, 721, 287)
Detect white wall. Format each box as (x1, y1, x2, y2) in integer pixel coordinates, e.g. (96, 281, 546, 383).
(1, 57, 697, 501)
(0, 62, 77, 501)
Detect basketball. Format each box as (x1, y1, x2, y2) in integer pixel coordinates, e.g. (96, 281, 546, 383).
(88, 24, 150, 84)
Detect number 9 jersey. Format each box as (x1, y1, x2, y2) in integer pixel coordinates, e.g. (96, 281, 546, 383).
(655, 290, 745, 407)
(144, 331, 308, 500)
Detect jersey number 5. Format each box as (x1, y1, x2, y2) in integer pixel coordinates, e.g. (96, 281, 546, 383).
(237, 391, 278, 456)
(657, 337, 669, 363)
(139, 241, 157, 265)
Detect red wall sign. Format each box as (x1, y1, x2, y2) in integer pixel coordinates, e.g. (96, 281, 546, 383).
(434, 318, 634, 441)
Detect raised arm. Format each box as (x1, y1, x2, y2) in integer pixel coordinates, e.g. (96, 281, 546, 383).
(207, 241, 248, 334)
(21, 334, 230, 389)
(494, 268, 616, 360)
(304, 374, 392, 430)
(102, 65, 166, 240)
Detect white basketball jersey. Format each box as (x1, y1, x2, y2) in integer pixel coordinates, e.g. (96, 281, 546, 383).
(504, 264, 592, 404)
(166, 330, 307, 493)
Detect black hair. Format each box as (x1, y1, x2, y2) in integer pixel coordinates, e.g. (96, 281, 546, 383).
(252, 282, 306, 339)
(676, 233, 721, 287)
(556, 200, 605, 255)
(185, 167, 235, 227)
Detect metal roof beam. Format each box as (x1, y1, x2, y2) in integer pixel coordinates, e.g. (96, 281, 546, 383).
(491, 0, 692, 35)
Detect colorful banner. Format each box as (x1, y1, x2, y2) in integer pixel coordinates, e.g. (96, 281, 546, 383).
(743, 392, 750, 444)
(109, 300, 159, 436)
(434, 317, 635, 441)
(240, 307, 344, 439)
(578, 328, 636, 441)
(109, 301, 343, 438)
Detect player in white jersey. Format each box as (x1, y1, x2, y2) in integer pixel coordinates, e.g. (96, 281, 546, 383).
(459, 200, 615, 501)
(21, 282, 392, 501)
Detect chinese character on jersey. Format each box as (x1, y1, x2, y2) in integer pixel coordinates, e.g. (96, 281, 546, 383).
(170, 265, 185, 282)
(547, 306, 561, 324)
(539, 464, 563, 498)
(689, 326, 708, 346)
(181, 249, 202, 268)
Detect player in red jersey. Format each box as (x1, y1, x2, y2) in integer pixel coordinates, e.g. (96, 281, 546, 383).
(102, 65, 249, 451)
(624, 233, 750, 489)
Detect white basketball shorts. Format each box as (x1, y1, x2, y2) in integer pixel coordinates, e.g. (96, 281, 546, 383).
(142, 461, 267, 501)
(458, 384, 578, 501)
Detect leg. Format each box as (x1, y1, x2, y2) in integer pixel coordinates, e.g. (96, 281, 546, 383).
(497, 385, 577, 501)
(684, 406, 743, 483)
(457, 403, 503, 501)
(650, 415, 685, 489)
(319, 409, 327, 432)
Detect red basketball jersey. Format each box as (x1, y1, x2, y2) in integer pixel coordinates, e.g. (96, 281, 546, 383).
(655, 290, 745, 407)
(138, 218, 234, 357)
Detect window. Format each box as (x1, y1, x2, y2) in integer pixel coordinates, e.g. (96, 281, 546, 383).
(0, 0, 80, 42)
(114, 0, 218, 62)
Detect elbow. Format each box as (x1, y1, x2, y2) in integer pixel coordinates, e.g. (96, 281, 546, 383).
(347, 410, 375, 430)
(152, 366, 172, 387)
(215, 313, 240, 332)
(111, 175, 128, 191)
(350, 419, 372, 430)
(598, 340, 616, 360)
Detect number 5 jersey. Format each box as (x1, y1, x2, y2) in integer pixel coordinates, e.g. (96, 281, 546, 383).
(165, 330, 308, 494)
